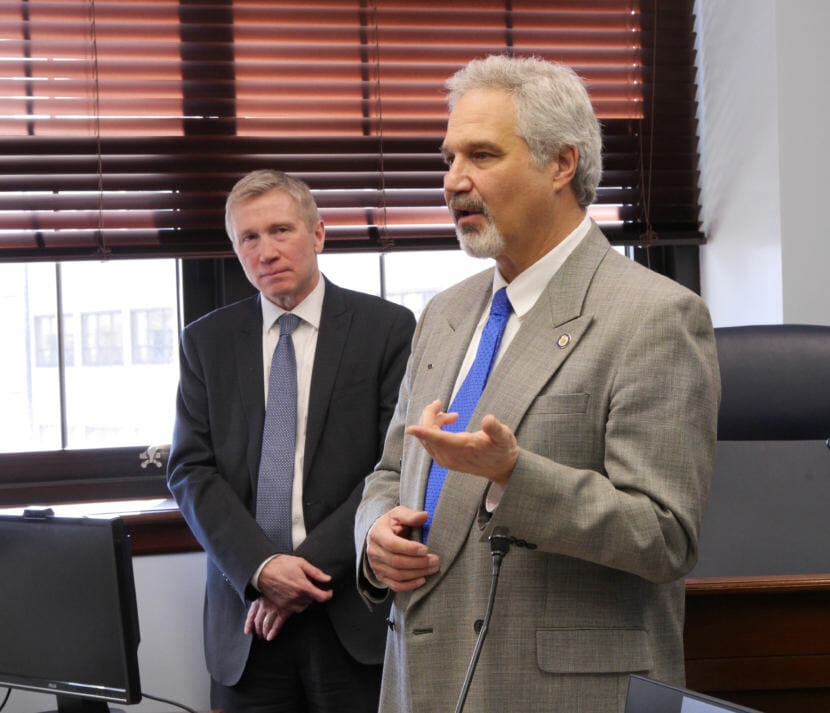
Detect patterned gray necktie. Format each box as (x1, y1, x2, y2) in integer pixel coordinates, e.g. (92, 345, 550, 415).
(255, 312, 300, 552)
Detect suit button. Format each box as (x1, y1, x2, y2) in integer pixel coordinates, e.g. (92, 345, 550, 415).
(473, 619, 483, 633)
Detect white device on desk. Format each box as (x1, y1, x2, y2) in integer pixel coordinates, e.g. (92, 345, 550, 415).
(625, 675, 764, 713)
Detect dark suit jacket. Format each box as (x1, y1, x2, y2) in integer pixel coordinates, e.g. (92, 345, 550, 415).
(168, 277, 415, 686)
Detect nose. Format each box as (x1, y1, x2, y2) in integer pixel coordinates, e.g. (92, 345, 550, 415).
(259, 235, 280, 263)
(443, 157, 472, 198)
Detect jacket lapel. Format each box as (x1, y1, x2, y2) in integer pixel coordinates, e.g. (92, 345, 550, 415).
(409, 225, 611, 606)
(398, 270, 493, 520)
(304, 278, 351, 482)
(404, 270, 496, 606)
(476, 224, 610, 432)
(233, 294, 266, 489)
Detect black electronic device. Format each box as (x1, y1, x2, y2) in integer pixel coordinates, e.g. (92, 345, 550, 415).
(0, 512, 141, 713)
(625, 675, 763, 713)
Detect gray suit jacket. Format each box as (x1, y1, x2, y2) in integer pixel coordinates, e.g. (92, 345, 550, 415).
(355, 224, 721, 713)
(169, 278, 415, 686)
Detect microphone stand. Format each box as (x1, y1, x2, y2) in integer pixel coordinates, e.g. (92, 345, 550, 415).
(453, 526, 512, 713)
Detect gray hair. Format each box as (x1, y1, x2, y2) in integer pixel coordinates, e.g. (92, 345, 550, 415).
(445, 55, 602, 208)
(225, 169, 321, 240)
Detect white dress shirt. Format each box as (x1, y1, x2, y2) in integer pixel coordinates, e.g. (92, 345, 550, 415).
(253, 275, 325, 586)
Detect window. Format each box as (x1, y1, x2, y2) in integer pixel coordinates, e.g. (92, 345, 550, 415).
(0, 260, 179, 459)
(0, 1, 702, 505)
(317, 249, 491, 321)
(0, 263, 62, 453)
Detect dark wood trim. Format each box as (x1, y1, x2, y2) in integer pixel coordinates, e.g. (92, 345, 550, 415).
(686, 574, 830, 594)
(121, 502, 202, 556)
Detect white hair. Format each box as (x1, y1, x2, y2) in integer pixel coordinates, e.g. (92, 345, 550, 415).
(446, 55, 602, 208)
(225, 169, 320, 240)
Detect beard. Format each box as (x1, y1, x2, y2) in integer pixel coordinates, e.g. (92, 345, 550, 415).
(451, 199, 507, 259)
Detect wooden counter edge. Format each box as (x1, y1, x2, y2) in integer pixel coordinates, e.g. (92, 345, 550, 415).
(685, 573, 830, 595)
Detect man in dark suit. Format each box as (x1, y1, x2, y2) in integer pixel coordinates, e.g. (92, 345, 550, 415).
(168, 169, 415, 713)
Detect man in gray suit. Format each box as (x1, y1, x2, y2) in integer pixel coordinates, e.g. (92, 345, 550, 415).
(169, 170, 415, 712)
(354, 55, 721, 713)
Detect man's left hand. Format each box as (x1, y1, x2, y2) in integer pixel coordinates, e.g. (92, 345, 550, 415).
(406, 399, 519, 487)
(256, 554, 333, 615)
(244, 597, 287, 641)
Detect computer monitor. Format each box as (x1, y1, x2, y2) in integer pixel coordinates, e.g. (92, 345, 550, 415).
(0, 511, 141, 713)
(625, 675, 763, 713)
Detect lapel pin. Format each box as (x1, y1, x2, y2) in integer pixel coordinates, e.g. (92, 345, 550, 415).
(556, 334, 571, 349)
(427, 363, 433, 370)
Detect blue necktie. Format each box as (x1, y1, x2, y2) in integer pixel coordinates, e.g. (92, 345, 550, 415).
(256, 312, 300, 552)
(422, 287, 512, 542)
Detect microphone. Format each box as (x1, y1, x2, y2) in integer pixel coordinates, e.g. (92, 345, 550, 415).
(452, 526, 513, 713)
(489, 525, 511, 564)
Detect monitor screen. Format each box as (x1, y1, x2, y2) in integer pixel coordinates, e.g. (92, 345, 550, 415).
(0, 511, 141, 712)
(625, 675, 763, 713)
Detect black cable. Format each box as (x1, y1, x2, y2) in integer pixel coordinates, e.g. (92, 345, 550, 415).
(453, 527, 512, 713)
(0, 687, 10, 712)
(140, 691, 198, 713)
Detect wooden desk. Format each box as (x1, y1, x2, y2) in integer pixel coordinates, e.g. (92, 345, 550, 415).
(685, 574, 830, 713)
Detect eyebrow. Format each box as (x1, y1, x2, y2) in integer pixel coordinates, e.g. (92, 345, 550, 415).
(440, 139, 503, 156)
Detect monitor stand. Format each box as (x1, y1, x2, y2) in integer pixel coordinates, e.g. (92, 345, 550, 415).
(45, 694, 126, 713)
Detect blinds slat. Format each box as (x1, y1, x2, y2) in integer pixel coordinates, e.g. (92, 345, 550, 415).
(0, 0, 703, 261)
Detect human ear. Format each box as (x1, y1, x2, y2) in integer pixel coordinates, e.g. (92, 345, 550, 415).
(313, 219, 326, 253)
(551, 145, 579, 192)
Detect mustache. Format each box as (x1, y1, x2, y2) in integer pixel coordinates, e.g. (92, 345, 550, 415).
(449, 197, 490, 216)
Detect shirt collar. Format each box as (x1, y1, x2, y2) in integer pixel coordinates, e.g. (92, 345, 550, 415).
(495, 214, 592, 318)
(260, 273, 326, 332)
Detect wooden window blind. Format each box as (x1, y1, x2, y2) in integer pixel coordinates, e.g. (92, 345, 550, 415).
(0, 0, 702, 261)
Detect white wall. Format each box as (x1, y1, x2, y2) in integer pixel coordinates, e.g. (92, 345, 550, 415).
(697, 0, 830, 327)
(775, 0, 830, 325)
(696, 0, 783, 326)
(9, 552, 211, 713)
(131, 553, 211, 712)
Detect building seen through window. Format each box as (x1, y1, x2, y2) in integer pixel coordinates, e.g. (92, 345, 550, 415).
(131, 308, 176, 365)
(34, 314, 74, 368)
(0, 260, 180, 453)
(82, 310, 124, 366)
